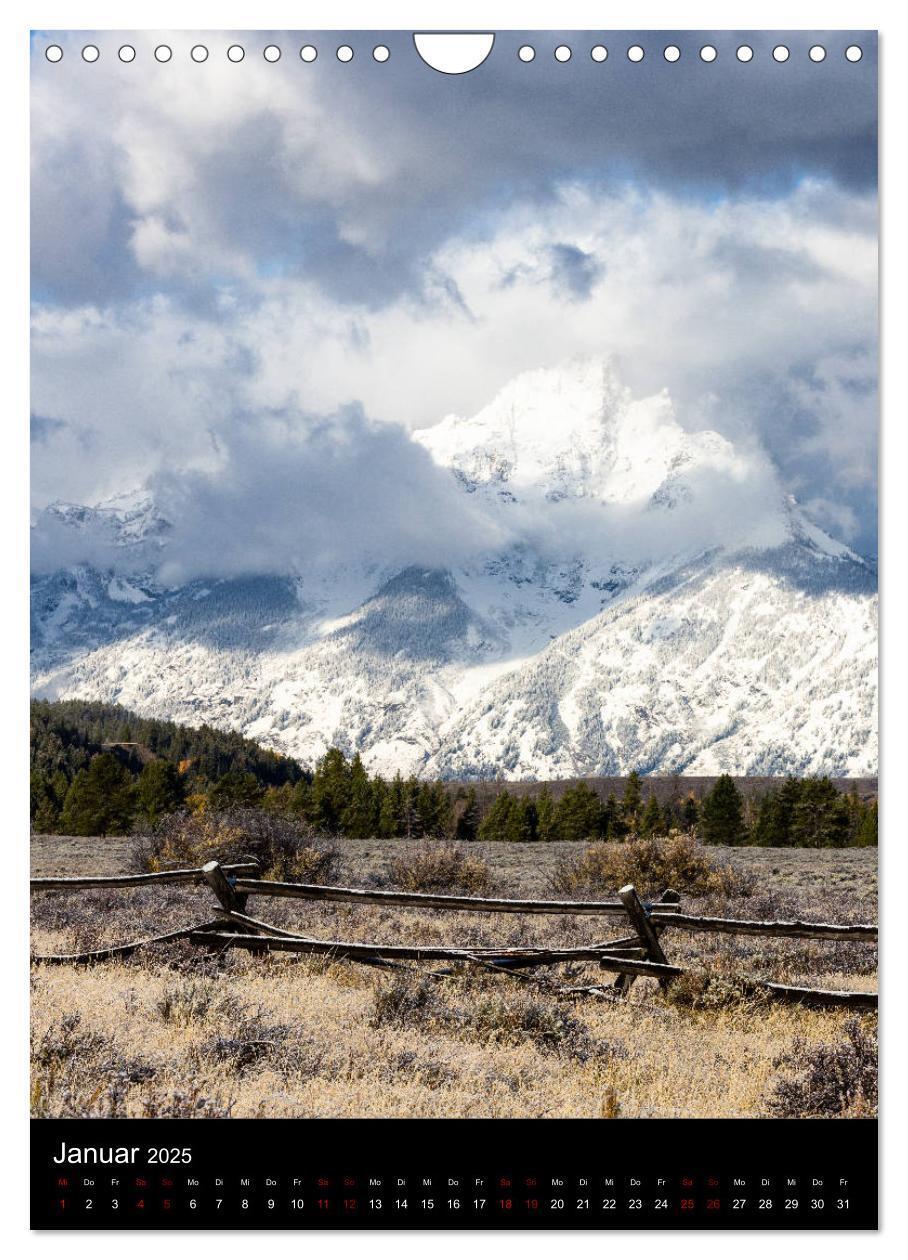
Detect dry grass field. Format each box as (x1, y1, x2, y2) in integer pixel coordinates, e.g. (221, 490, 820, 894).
(30, 835, 877, 1121)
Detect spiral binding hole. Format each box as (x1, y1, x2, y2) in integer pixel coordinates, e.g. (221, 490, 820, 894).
(300, 45, 317, 63)
(227, 45, 245, 63)
(554, 45, 571, 63)
(190, 45, 208, 63)
(772, 45, 790, 63)
(81, 45, 99, 63)
(663, 46, 680, 63)
(263, 45, 281, 63)
(373, 45, 390, 62)
(591, 45, 608, 63)
(337, 45, 354, 62)
(845, 45, 863, 62)
(118, 45, 136, 63)
(736, 45, 754, 62)
(45, 45, 63, 62)
(699, 45, 717, 63)
(627, 45, 644, 63)
(518, 45, 535, 62)
(154, 46, 172, 63)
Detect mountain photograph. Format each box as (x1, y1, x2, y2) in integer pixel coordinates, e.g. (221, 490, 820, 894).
(30, 30, 877, 1126)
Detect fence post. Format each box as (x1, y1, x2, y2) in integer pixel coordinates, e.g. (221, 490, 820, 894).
(201, 860, 247, 913)
(612, 884, 672, 995)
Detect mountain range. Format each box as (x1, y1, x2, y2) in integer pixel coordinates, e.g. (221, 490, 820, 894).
(30, 358, 878, 780)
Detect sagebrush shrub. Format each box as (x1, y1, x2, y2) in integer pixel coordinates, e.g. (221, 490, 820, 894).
(387, 842, 493, 895)
(469, 993, 593, 1057)
(371, 976, 441, 1028)
(766, 1019, 877, 1117)
(139, 1085, 235, 1118)
(139, 807, 338, 883)
(663, 972, 764, 1011)
(156, 978, 219, 1026)
(549, 832, 750, 898)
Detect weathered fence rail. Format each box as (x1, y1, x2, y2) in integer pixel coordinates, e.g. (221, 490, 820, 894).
(30, 862, 259, 891)
(32, 919, 230, 965)
(230, 877, 672, 918)
(647, 911, 877, 942)
(29, 861, 877, 1012)
(189, 931, 654, 966)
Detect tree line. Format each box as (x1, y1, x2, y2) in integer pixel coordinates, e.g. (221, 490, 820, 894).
(30, 701, 877, 846)
(455, 770, 876, 848)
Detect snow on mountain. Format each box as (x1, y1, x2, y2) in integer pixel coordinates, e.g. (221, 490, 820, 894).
(414, 358, 737, 507)
(427, 548, 877, 780)
(30, 357, 878, 779)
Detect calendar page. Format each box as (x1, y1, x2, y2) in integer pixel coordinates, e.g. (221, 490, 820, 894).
(29, 29, 878, 1231)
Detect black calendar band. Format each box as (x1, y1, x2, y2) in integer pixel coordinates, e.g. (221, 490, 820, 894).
(32, 1117, 878, 1230)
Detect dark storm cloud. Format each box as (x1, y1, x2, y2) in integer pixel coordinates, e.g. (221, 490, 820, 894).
(30, 29, 876, 312)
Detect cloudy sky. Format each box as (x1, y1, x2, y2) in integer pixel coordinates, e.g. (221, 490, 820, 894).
(31, 30, 878, 576)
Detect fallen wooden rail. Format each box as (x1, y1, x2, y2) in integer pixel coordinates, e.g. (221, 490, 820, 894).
(31, 919, 228, 965)
(648, 911, 877, 942)
(185, 929, 877, 1011)
(30, 862, 259, 891)
(231, 877, 678, 918)
(189, 930, 648, 966)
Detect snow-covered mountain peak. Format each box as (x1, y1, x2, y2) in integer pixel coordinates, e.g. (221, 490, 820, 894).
(414, 357, 751, 513)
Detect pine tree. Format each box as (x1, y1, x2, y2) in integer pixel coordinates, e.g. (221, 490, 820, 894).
(415, 781, 451, 838)
(621, 770, 643, 833)
(681, 793, 699, 831)
(661, 801, 676, 834)
(790, 777, 850, 848)
(844, 789, 871, 846)
(60, 752, 136, 836)
(31, 770, 62, 833)
(555, 782, 604, 842)
(639, 794, 662, 837)
(261, 783, 294, 814)
(454, 786, 480, 842)
(401, 777, 421, 838)
(288, 778, 314, 818)
(341, 755, 377, 838)
(699, 774, 747, 846)
(505, 796, 537, 842)
(478, 791, 514, 842)
(534, 786, 559, 842)
(208, 768, 264, 810)
(310, 748, 352, 832)
(855, 800, 878, 847)
(603, 792, 623, 839)
(751, 793, 776, 846)
(136, 759, 185, 825)
(369, 775, 388, 834)
(751, 777, 801, 846)
(378, 773, 406, 838)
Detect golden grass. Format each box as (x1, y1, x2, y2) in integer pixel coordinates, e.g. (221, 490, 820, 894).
(30, 836, 877, 1120)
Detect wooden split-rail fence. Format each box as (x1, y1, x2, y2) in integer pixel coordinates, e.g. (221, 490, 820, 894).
(30, 861, 878, 1011)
